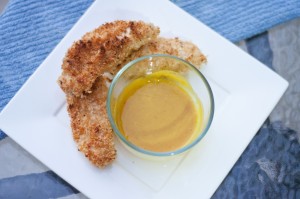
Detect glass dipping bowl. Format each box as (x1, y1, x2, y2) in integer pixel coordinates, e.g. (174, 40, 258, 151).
(107, 54, 214, 159)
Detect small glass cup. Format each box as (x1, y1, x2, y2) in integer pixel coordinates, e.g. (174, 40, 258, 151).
(107, 54, 214, 159)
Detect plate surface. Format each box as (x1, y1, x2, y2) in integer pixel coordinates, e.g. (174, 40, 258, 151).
(0, 0, 288, 198)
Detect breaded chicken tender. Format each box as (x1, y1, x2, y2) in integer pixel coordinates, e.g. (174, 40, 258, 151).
(66, 76, 115, 168)
(128, 37, 207, 68)
(112, 37, 207, 76)
(58, 21, 160, 97)
(65, 35, 207, 168)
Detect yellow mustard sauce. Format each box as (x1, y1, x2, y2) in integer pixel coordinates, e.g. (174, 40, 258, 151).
(114, 70, 203, 152)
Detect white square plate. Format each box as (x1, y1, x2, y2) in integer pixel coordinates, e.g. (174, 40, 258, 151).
(0, 0, 288, 198)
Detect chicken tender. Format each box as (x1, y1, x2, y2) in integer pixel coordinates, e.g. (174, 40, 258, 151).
(58, 21, 160, 97)
(129, 37, 207, 68)
(66, 76, 115, 168)
(66, 36, 207, 168)
(112, 37, 207, 76)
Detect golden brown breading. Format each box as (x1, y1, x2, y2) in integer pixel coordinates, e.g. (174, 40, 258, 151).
(130, 37, 207, 67)
(112, 37, 207, 75)
(66, 36, 207, 168)
(58, 21, 160, 97)
(66, 76, 116, 168)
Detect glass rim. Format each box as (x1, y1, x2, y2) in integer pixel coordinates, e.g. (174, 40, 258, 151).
(106, 54, 215, 157)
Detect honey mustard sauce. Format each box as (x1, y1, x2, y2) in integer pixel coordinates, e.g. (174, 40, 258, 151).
(114, 70, 203, 152)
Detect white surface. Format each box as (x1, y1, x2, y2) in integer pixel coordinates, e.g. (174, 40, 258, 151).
(0, 0, 288, 198)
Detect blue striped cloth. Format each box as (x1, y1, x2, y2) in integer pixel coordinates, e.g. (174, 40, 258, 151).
(0, 0, 300, 198)
(173, 0, 300, 42)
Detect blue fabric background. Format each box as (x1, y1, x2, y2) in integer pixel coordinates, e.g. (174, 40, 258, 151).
(0, 0, 300, 198)
(172, 0, 300, 42)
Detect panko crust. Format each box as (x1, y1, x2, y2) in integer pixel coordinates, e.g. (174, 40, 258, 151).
(67, 76, 116, 168)
(58, 21, 160, 97)
(112, 37, 207, 76)
(130, 37, 207, 67)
